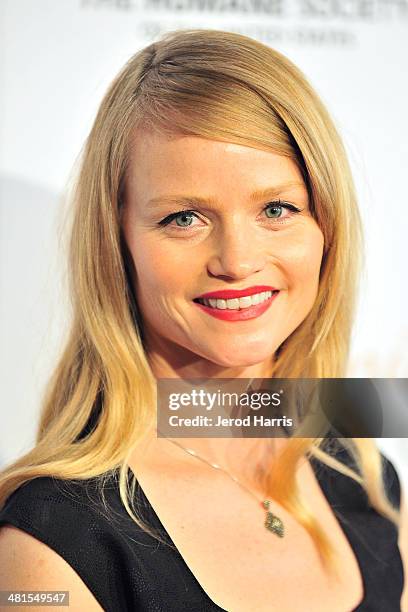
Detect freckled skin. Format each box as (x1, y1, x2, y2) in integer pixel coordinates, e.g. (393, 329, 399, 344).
(121, 130, 324, 379)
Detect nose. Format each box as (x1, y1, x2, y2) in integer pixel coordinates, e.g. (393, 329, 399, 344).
(206, 223, 266, 280)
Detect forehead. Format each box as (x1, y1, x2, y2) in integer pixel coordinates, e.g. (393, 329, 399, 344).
(125, 129, 306, 203)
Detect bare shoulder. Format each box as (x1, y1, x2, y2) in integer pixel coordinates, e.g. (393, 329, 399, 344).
(0, 525, 104, 611)
(400, 485, 408, 612)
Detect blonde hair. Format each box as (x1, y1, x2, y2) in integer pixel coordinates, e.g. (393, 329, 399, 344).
(0, 28, 399, 577)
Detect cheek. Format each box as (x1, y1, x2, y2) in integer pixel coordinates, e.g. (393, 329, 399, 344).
(125, 233, 189, 306)
(277, 225, 324, 305)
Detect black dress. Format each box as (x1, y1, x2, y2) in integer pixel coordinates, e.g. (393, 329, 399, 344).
(0, 446, 404, 611)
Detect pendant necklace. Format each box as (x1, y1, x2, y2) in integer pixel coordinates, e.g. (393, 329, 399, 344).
(166, 437, 285, 538)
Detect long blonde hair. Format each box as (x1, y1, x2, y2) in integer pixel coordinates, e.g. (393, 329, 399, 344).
(0, 28, 399, 576)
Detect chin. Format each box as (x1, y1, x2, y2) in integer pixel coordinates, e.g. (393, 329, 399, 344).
(204, 348, 276, 370)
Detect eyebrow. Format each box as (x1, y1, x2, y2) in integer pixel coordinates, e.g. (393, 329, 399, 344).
(146, 181, 306, 208)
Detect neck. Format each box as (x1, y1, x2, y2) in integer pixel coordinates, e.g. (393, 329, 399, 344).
(132, 421, 289, 494)
(132, 338, 286, 488)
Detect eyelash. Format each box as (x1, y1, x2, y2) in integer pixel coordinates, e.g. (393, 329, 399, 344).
(157, 200, 302, 230)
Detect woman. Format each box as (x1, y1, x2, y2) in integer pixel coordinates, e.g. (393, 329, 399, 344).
(0, 29, 406, 612)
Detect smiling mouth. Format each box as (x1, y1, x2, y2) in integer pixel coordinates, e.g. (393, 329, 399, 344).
(193, 290, 279, 310)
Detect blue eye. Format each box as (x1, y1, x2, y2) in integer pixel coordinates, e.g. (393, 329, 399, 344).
(173, 212, 195, 227)
(265, 203, 286, 219)
(157, 210, 201, 228)
(264, 200, 300, 219)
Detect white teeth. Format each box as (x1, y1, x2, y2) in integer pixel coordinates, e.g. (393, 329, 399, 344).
(226, 298, 240, 309)
(239, 296, 253, 308)
(198, 290, 276, 310)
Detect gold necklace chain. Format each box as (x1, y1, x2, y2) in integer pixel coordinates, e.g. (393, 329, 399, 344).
(165, 437, 285, 538)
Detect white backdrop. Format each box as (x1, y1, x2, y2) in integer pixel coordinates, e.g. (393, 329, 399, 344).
(1, 0, 407, 487)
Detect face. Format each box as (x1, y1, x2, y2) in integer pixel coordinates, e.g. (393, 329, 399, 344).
(121, 129, 324, 377)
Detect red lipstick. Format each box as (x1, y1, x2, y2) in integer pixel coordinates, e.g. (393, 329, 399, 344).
(195, 285, 278, 300)
(193, 288, 280, 322)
